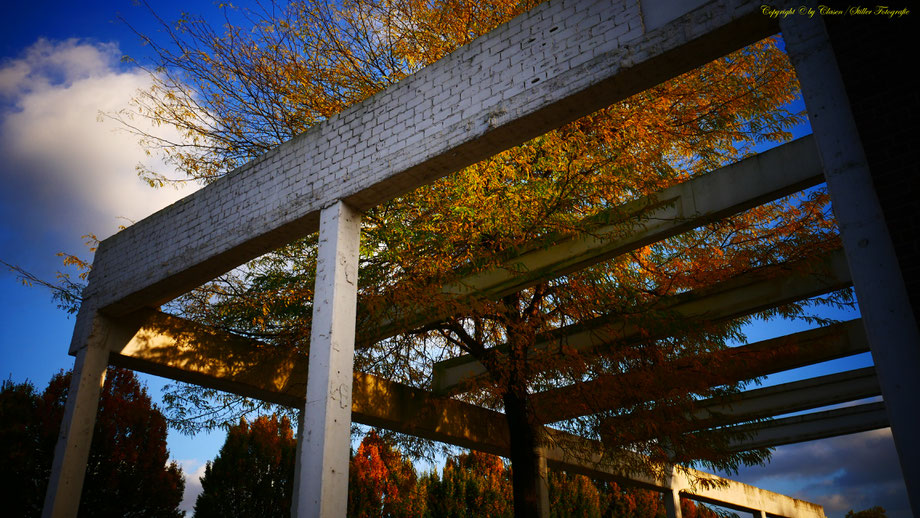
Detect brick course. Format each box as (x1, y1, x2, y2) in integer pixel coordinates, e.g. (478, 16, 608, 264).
(80, 0, 773, 337)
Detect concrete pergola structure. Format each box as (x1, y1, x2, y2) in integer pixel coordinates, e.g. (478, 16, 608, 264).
(42, 0, 918, 517)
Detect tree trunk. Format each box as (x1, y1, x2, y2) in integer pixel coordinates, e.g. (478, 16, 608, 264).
(503, 390, 549, 518)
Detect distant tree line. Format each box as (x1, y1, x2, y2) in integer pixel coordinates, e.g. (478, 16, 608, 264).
(194, 414, 724, 518)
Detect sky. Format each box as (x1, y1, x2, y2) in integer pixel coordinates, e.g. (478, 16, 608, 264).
(0, 1, 911, 516)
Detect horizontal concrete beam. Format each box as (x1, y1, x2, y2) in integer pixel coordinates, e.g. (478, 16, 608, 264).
(532, 318, 869, 424)
(368, 136, 824, 344)
(549, 445, 826, 518)
(434, 248, 853, 393)
(726, 402, 889, 451)
(602, 367, 880, 443)
(84, 0, 773, 320)
(102, 309, 821, 516)
(693, 367, 880, 425)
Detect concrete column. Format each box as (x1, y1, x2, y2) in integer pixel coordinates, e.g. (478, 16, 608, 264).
(291, 409, 307, 517)
(535, 447, 550, 518)
(664, 489, 683, 518)
(294, 200, 362, 518)
(780, 9, 920, 512)
(42, 329, 109, 517)
(754, 510, 767, 518)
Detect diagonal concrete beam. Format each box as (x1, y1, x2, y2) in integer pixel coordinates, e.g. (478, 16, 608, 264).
(79, 0, 774, 325)
(103, 309, 822, 517)
(367, 135, 824, 345)
(532, 318, 869, 424)
(602, 367, 880, 443)
(434, 248, 853, 393)
(724, 402, 889, 451)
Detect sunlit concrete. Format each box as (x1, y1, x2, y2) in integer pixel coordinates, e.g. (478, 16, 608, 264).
(434, 248, 852, 393)
(781, 8, 920, 510)
(295, 201, 362, 518)
(103, 310, 823, 516)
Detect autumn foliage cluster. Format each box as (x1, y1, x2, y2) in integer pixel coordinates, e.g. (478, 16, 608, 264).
(196, 417, 722, 518)
(0, 368, 184, 517)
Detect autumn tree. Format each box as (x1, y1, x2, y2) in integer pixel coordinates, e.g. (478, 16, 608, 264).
(349, 430, 426, 517)
(0, 369, 184, 517)
(422, 451, 513, 517)
(194, 414, 298, 517)
(120, 0, 846, 516)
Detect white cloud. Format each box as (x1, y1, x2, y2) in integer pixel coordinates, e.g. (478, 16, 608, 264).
(177, 459, 209, 514)
(0, 38, 196, 273)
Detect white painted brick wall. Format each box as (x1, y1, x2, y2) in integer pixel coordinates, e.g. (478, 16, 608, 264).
(80, 0, 770, 335)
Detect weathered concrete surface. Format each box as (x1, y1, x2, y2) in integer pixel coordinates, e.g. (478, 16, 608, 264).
(296, 201, 362, 518)
(369, 135, 824, 345)
(602, 366, 880, 442)
(103, 309, 823, 516)
(724, 402, 889, 451)
(533, 318, 868, 424)
(76, 0, 774, 338)
(434, 248, 853, 393)
(781, 8, 920, 510)
(691, 367, 879, 426)
(42, 319, 111, 518)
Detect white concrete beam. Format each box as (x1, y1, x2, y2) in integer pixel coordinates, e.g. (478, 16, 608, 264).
(692, 367, 879, 425)
(80, 0, 774, 327)
(603, 367, 880, 442)
(780, 7, 920, 510)
(532, 318, 868, 425)
(368, 136, 824, 345)
(724, 402, 889, 451)
(295, 200, 362, 518)
(42, 315, 112, 518)
(434, 248, 852, 393)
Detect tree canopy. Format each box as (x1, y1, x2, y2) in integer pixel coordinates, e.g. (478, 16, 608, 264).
(0, 369, 185, 517)
(120, 0, 849, 515)
(194, 415, 298, 517)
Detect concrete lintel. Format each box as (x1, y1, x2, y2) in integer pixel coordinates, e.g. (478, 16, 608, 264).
(82, 0, 773, 319)
(532, 318, 868, 424)
(369, 136, 824, 344)
(107, 310, 821, 516)
(434, 248, 853, 393)
(724, 402, 889, 451)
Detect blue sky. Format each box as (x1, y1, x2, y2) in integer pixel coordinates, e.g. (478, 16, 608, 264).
(0, 1, 911, 516)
